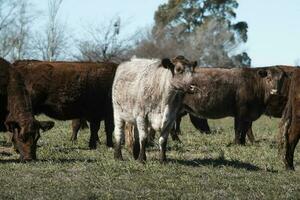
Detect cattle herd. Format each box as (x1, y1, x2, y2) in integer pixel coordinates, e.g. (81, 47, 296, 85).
(0, 55, 299, 170)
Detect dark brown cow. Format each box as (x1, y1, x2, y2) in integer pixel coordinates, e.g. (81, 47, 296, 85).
(0, 58, 54, 161)
(13, 60, 118, 152)
(183, 66, 288, 145)
(279, 68, 300, 170)
(175, 66, 295, 145)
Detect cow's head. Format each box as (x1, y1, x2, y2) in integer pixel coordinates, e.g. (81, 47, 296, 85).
(161, 55, 197, 92)
(257, 67, 289, 103)
(5, 119, 55, 161)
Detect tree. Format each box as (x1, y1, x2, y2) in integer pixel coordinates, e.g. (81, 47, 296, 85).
(10, 0, 35, 61)
(134, 0, 250, 67)
(75, 17, 133, 63)
(0, 0, 18, 58)
(33, 0, 69, 61)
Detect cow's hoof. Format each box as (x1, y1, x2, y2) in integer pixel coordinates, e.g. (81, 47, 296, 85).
(89, 143, 97, 150)
(159, 159, 167, 164)
(114, 152, 123, 161)
(137, 155, 146, 163)
(106, 142, 113, 148)
(285, 165, 295, 171)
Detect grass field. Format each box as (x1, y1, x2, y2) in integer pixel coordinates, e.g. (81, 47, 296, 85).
(0, 115, 299, 199)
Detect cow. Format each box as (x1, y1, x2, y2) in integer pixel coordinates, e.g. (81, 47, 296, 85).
(182, 66, 288, 145)
(112, 56, 196, 162)
(12, 61, 118, 154)
(13, 60, 116, 149)
(0, 57, 54, 161)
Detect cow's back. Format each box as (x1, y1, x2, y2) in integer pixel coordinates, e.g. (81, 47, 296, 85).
(15, 61, 118, 120)
(113, 58, 172, 124)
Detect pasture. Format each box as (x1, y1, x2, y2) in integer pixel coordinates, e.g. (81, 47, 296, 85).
(0, 115, 299, 199)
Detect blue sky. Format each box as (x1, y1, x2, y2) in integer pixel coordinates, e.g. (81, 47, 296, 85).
(32, 0, 300, 67)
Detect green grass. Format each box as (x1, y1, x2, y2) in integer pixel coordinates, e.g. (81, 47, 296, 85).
(0, 116, 300, 199)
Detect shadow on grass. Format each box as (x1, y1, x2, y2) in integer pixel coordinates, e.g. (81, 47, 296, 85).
(37, 158, 97, 163)
(169, 157, 262, 171)
(0, 158, 97, 164)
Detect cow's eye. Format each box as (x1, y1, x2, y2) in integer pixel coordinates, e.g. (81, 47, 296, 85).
(175, 67, 183, 74)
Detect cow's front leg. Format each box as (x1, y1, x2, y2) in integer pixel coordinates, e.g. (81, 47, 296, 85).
(159, 121, 174, 163)
(136, 117, 148, 162)
(234, 118, 251, 145)
(104, 115, 114, 148)
(89, 121, 100, 149)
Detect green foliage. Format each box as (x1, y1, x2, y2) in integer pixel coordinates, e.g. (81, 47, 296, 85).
(0, 116, 299, 199)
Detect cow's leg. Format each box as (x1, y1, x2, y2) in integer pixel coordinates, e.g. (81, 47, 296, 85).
(70, 119, 81, 143)
(234, 118, 251, 145)
(114, 116, 125, 160)
(170, 116, 181, 142)
(89, 121, 100, 149)
(284, 132, 300, 170)
(132, 125, 140, 160)
(104, 115, 114, 148)
(189, 114, 211, 134)
(159, 130, 170, 163)
(136, 117, 147, 162)
(159, 120, 174, 163)
(283, 117, 300, 170)
(246, 122, 255, 143)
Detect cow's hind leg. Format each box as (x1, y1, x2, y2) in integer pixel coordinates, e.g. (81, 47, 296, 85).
(284, 120, 300, 170)
(89, 121, 100, 149)
(70, 119, 81, 143)
(136, 118, 148, 162)
(114, 116, 125, 160)
(132, 125, 140, 160)
(246, 122, 255, 144)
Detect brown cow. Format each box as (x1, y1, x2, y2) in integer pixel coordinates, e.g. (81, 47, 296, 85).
(279, 68, 300, 170)
(0, 58, 54, 161)
(175, 66, 295, 145)
(183, 66, 288, 145)
(12, 60, 118, 152)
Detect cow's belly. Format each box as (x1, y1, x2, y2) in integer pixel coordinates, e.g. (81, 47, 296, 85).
(184, 93, 235, 119)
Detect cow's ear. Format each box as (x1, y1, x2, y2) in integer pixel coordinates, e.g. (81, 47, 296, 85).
(161, 58, 175, 72)
(258, 69, 268, 77)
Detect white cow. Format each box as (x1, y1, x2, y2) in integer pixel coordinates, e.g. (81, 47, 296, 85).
(112, 56, 196, 162)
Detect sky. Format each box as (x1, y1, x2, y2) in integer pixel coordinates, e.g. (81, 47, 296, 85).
(31, 0, 300, 67)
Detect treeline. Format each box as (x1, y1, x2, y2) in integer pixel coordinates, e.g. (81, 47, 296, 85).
(0, 0, 250, 67)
